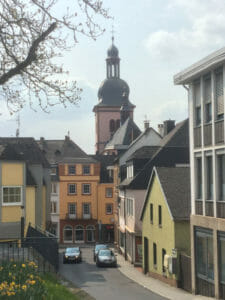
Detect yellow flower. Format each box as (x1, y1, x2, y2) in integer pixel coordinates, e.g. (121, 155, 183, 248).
(13, 264, 16, 268)
(22, 285, 27, 290)
(0, 267, 3, 271)
(8, 272, 12, 276)
(10, 282, 15, 286)
(30, 280, 36, 285)
(22, 264, 26, 268)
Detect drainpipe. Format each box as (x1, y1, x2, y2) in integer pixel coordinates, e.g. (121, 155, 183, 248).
(183, 84, 189, 92)
(124, 187, 127, 261)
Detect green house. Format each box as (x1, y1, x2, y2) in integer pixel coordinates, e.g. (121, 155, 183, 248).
(141, 166, 190, 287)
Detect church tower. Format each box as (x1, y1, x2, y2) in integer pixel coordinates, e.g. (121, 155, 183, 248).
(93, 38, 135, 153)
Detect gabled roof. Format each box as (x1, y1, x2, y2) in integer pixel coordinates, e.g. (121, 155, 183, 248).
(141, 166, 191, 221)
(127, 145, 160, 161)
(37, 137, 97, 165)
(0, 138, 49, 168)
(127, 119, 189, 189)
(104, 117, 141, 150)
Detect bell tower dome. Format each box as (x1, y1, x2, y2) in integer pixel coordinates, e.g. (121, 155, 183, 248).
(93, 37, 135, 154)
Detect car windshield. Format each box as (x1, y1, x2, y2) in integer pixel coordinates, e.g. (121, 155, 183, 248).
(66, 248, 79, 254)
(95, 244, 108, 251)
(99, 250, 113, 256)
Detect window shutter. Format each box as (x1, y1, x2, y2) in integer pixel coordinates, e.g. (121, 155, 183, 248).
(216, 72, 224, 115)
(204, 78, 211, 104)
(194, 82, 201, 107)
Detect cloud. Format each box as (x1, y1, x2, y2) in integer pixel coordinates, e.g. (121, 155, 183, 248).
(145, 0, 225, 64)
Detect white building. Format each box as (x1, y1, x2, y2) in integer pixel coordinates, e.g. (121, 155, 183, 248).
(174, 47, 225, 299)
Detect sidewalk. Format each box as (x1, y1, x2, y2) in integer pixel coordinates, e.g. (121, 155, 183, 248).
(116, 252, 213, 300)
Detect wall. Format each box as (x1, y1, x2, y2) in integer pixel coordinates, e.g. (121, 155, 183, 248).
(97, 183, 115, 224)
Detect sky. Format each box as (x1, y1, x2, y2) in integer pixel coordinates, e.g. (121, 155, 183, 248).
(1, 0, 225, 153)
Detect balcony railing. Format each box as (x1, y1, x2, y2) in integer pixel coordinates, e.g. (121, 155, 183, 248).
(195, 200, 203, 215)
(194, 127, 202, 148)
(215, 120, 224, 144)
(205, 201, 214, 217)
(83, 213, 91, 219)
(66, 213, 76, 220)
(204, 123, 212, 146)
(217, 201, 225, 218)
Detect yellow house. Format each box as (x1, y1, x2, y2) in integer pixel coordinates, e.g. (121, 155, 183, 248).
(141, 166, 190, 287)
(0, 139, 50, 242)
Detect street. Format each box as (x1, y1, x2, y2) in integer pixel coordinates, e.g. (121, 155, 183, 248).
(59, 246, 168, 300)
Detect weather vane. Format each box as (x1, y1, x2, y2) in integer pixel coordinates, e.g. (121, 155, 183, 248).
(111, 20, 115, 44)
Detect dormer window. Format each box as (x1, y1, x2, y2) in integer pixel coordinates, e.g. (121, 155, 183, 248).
(51, 167, 57, 175)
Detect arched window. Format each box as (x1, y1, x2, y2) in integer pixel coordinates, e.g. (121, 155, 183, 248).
(75, 225, 84, 242)
(63, 225, 73, 243)
(116, 119, 120, 129)
(86, 225, 95, 242)
(109, 119, 115, 132)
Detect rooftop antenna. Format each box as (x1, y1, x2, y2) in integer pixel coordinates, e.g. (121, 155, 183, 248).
(16, 114, 20, 137)
(67, 130, 70, 138)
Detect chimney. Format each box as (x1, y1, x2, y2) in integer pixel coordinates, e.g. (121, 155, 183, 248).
(144, 120, 150, 130)
(158, 124, 164, 136)
(65, 135, 70, 141)
(163, 120, 175, 136)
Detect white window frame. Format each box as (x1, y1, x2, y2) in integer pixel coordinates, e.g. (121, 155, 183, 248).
(51, 201, 57, 213)
(82, 184, 91, 195)
(68, 203, 76, 215)
(106, 203, 113, 215)
(106, 187, 113, 198)
(2, 186, 22, 206)
(68, 184, 76, 195)
(83, 165, 90, 175)
(68, 165, 76, 175)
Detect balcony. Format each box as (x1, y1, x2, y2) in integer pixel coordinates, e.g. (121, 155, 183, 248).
(66, 213, 76, 220)
(83, 214, 91, 220)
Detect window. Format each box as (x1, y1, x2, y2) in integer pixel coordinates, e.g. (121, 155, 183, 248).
(51, 167, 57, 175)
(75, 225, 84, 242)
(51, 183, 57, 194)
(206, 156, 213, 200)
(68, 184, 76, 195)
(219, 232, 225, 283)
(204, 76, 212, 123)
(82, 184, 91, 194)
(126, 198, 134, 216)
(196, 157, 202, 199)
(127, 165, 133, 178)
(218, 154, 225, 200)
(51, 202, 57, 213)
(83, 203, 91, 218)
(106, 187, 113, 197)
(215, 69, 224, 120)
(116, 119, 120, 129)
(153, 243, 157, 267)
(194, 81, 201, 126)
(3, 187, 22, 204)
(195, 229, 214, 281)
(162, 249, 166, 273)
(86, 225, 95, 242)
(68, 165, 76, 175)
(83, 165, 90, 175)
(150, 203, 153, 224)
(109, 119, 115, 132)
(68, 203, 76, 215)
(106, 203, 113, 214)
(158, 205, 162, 227)
(63, 226, 73, 242)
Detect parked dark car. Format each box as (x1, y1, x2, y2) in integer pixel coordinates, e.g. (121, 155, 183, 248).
(93, 244, 109, 262)
(96, 249, 117, 267)
(63, 247, 82, 264)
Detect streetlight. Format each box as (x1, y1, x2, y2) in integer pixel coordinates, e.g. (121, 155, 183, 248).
(21, 205, 25, 245)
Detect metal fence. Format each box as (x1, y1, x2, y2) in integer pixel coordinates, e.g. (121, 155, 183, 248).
(0, 224, 59, 273)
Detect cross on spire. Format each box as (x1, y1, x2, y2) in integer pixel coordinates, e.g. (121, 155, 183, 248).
(111, 23, 115, 44)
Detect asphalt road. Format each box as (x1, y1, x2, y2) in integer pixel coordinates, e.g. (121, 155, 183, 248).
(59, 247, 167, 300)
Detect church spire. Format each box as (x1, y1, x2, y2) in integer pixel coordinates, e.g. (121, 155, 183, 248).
(106, 35, 120, 79)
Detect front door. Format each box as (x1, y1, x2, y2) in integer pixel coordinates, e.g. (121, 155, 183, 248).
(144, 237, 149, 274)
